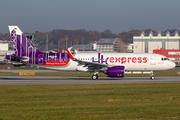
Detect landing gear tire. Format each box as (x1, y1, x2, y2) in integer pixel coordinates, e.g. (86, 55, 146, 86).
(150, 71, 155, 80)
(92, 75, 98, 80)
(150, 76, 155, 80)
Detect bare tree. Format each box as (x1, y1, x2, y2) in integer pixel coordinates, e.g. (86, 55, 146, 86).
(114, 38, 127, 53)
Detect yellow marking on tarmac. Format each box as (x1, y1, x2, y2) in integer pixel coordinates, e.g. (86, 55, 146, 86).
(19, 72, 35, 76)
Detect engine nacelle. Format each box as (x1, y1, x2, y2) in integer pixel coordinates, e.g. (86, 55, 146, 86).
(107, 66, 125, 77)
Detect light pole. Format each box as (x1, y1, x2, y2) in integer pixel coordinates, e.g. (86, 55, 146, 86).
(58, 40, 59, 51)
(46, 34, 48, 51)
(65, 35, 69, 48)
(81, 37, 85, 45)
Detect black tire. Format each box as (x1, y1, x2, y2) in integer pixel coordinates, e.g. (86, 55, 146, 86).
(92, 75, 98, 80)
(150, 76, 155, 80)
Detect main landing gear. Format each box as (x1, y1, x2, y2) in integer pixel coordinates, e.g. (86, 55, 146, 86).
(92, 74, 98, 80)
(150, 71, 155, 80)
(92, 69, 99, 80)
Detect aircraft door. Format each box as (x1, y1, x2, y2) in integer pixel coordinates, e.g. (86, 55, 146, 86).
(150, 55, 156, 65)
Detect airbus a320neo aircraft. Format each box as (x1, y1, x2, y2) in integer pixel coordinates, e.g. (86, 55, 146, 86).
(6, 26, 176, 80)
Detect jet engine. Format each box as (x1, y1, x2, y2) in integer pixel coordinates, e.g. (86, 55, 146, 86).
(106, 66, 125, 77)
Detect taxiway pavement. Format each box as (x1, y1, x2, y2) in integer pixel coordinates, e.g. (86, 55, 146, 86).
(0, 76, 179, 85)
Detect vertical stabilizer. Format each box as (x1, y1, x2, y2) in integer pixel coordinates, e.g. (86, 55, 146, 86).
(8, 26, 43, 64)
(8, 26, 42, 57)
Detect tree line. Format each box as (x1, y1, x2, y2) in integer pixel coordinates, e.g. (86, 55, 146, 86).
(0, 29, 179, 51)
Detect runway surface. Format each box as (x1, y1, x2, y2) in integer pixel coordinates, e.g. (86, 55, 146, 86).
(0, 76, 179, 85)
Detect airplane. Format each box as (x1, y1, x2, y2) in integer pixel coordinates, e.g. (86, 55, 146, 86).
(6, 26, 176, 80)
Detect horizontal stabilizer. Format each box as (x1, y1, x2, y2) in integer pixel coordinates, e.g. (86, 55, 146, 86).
(6, 55, 29, 61)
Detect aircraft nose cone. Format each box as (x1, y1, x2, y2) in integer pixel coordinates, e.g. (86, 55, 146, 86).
(172, 62, 176, 68)
(170, 62, 176, 69)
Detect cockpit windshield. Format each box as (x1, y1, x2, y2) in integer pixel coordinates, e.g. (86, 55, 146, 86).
(161, 58, 169, 61)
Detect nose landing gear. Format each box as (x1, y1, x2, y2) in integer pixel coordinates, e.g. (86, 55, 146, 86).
(150, 71, 155, 80)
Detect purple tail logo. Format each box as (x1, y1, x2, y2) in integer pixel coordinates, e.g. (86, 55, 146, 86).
(10, 29, 42, 57)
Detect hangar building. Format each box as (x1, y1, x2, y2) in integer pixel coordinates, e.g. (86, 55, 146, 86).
(133, 31, 180, 53)
(69, 38, 127, 53)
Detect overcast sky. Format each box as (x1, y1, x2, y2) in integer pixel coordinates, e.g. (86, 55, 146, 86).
(0, 0, 180, 34)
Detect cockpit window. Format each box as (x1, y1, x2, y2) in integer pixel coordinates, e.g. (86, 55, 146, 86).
(161, 58, 169, 61)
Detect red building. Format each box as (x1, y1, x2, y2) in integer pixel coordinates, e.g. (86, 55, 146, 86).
(153, 49, 180, 66)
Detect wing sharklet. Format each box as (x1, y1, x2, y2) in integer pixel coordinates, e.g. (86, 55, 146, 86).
(66, 48, 75, 59)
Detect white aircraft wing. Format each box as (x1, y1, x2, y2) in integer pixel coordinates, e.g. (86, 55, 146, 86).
(66, 49, 107, 69)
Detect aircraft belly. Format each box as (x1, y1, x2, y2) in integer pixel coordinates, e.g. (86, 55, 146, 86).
(126, 64, 158, 71)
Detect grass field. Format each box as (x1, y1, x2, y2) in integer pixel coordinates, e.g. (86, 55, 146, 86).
(1, 84, 180, 119)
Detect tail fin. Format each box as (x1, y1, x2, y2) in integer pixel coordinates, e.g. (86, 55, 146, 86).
(8, 26, 42, 57)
